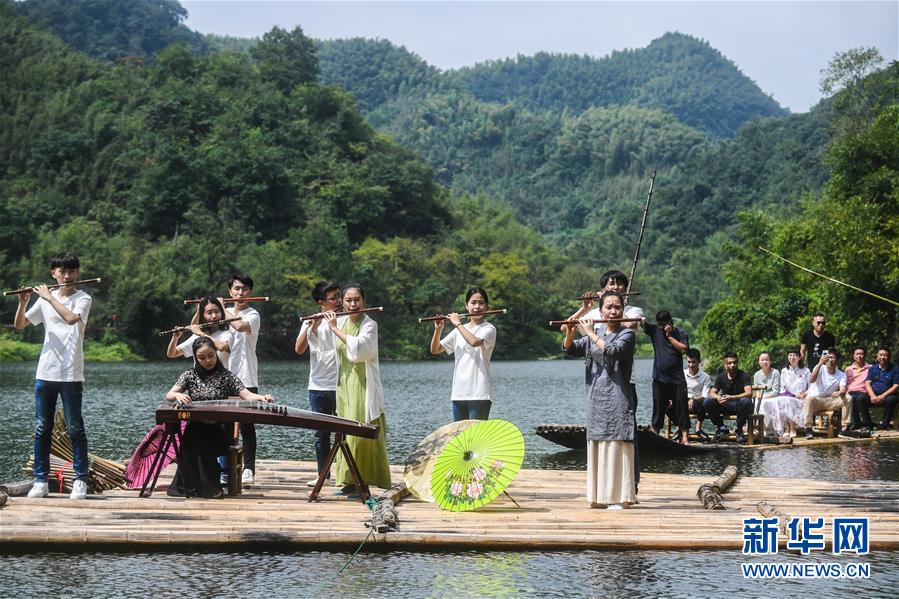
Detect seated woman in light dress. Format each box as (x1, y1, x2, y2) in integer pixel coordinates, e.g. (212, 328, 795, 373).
(759, 349, 809, 438)
(753, 350, 781, 410)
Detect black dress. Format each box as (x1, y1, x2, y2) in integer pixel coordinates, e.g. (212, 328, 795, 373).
(167, 368, 246, 498)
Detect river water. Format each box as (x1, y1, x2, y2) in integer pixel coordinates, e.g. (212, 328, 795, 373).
(2, 359, 897, 596)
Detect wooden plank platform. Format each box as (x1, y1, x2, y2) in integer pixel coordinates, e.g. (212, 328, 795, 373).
(2, 461, 897, 550)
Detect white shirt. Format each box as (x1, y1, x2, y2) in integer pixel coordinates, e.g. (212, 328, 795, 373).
(300, 319, 339, 391)
(26, 289, 92, 382)
(228, 307, 260, 388)
(177, 329, 234, 370)
(440, 321, 497, 402)
(809, 366, 846, 398)
(684, 367, 712, 400)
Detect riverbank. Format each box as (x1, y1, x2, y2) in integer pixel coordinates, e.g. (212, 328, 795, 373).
(0, 332, 142, 362)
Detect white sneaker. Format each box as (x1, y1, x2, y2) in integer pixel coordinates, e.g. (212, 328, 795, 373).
(306, 477, 330, 488)
(607, 503, 625, 510)
(241, 469, 254, 484)
(69, 480, 88, 500)
(27, 482, 49, 498)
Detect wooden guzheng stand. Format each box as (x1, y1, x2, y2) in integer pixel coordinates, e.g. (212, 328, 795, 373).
(141, 400, 380, 503)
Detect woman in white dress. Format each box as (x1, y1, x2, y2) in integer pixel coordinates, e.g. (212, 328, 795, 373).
(759, 349, 809, 437)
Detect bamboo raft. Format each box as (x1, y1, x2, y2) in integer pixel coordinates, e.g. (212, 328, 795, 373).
(2, 461, 897, 550)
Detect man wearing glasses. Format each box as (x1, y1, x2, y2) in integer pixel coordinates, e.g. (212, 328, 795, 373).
(295, 281, 341, 486)
(800, 312, 836, 365)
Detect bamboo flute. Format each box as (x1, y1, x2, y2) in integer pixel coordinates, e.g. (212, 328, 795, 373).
(419, 309, 507, 323)
(3, 277, 102, 296)
(549, 317, 643, 326)
(575, 291, 641, 301)
(184, 296, 270, 304)
(298, 306, 384, 322)
(158, 317, 242, 336)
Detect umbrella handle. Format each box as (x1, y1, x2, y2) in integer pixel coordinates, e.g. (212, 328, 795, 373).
(503, 490, 521, 509)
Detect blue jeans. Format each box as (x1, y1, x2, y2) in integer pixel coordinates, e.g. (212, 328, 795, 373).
(452, 400, 492, 421)
(309, 390, 337, 476)
(34, 380, 88, 482)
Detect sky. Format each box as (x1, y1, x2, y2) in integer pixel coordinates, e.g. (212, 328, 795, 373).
(182, 1, 898, 113)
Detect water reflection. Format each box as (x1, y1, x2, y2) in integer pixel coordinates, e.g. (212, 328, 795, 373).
(3, 549, 897, 598)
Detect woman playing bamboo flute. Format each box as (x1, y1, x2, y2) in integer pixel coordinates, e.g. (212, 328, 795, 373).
(323, 284, 391, 495)
(165, 336, 273, 498)
(429, 287, 497, 421)
(166, 296, 233, 368)
(563, 291, 637, 509)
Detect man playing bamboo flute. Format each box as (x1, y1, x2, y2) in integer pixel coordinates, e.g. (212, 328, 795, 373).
(224, 273, 262, 485)
(295, 281, 341, 486)
(14, 253, 92, 499)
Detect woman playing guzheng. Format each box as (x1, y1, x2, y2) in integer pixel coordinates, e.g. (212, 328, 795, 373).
(323, 284, 391, 496)
(165, 336, 273, 498)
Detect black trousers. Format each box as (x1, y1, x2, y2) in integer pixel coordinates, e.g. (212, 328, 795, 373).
(652, 380, 688, 432)
(668, 396, 706, 428)
(240, 387, 258, 473)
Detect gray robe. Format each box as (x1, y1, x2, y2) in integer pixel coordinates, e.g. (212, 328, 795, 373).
(565, 328, 636, 442)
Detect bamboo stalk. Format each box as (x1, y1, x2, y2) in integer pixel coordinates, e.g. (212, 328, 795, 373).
(298, 307, 384, 322)
(3, 278, 102, 296)
(418, 309, 507, 323)
(696, 465, 738, 510)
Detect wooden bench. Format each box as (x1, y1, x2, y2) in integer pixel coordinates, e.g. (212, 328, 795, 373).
(811, 409, 841, 439)
(665, 413, 765, 445)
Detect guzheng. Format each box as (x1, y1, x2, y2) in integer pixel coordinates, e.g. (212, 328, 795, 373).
(141, 399, 379, 501)
(155, 399, 379, 438)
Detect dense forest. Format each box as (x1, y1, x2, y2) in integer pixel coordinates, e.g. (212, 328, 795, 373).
(2, 0, 896, 364)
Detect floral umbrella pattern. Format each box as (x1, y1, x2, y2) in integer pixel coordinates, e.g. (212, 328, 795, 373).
(430, 419, 525, 512)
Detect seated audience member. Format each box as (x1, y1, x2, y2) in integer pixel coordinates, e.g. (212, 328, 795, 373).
(760, 349, 809, 438)
(862, 347, 899, 430)
(753, 351, 781, 406)
(844, 346, 872, 431)
(673, 348, 711, 439)
(802, 349, 848, 439)
(704, 352, 753, 443)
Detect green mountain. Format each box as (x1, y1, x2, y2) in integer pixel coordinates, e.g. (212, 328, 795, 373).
(11, 0, 207, 61)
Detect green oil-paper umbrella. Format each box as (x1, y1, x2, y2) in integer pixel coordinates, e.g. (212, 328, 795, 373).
(429, 419, 525, 511)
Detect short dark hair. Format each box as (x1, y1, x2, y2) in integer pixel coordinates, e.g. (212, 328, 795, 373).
(852, 345, 867, 355)
(724, 352, 738, 361)
(655, 310, 672, 324)
(228, 273, 254, 290)
(758, 350, 771, 360)
(341, 283, 365, 301)
(825, 347, 840, 359)
(465, 287, 489, 304)
(686, 348, 701, 362)
(876, 346, 892, 358)
(312, 280, 339, 302)
(599, 270, 628, 289)
(813, 312, 826, 318)
(50, 253, 80, 270)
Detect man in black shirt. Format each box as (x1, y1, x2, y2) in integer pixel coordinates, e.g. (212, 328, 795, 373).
(800, 312, 836, 365)
(704, 352, 753, 442)
(643, 311, 689, 442)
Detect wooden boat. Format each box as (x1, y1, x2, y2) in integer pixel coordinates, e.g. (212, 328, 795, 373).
(535, 423, 713, 454)
(535, 422, 898, 454)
